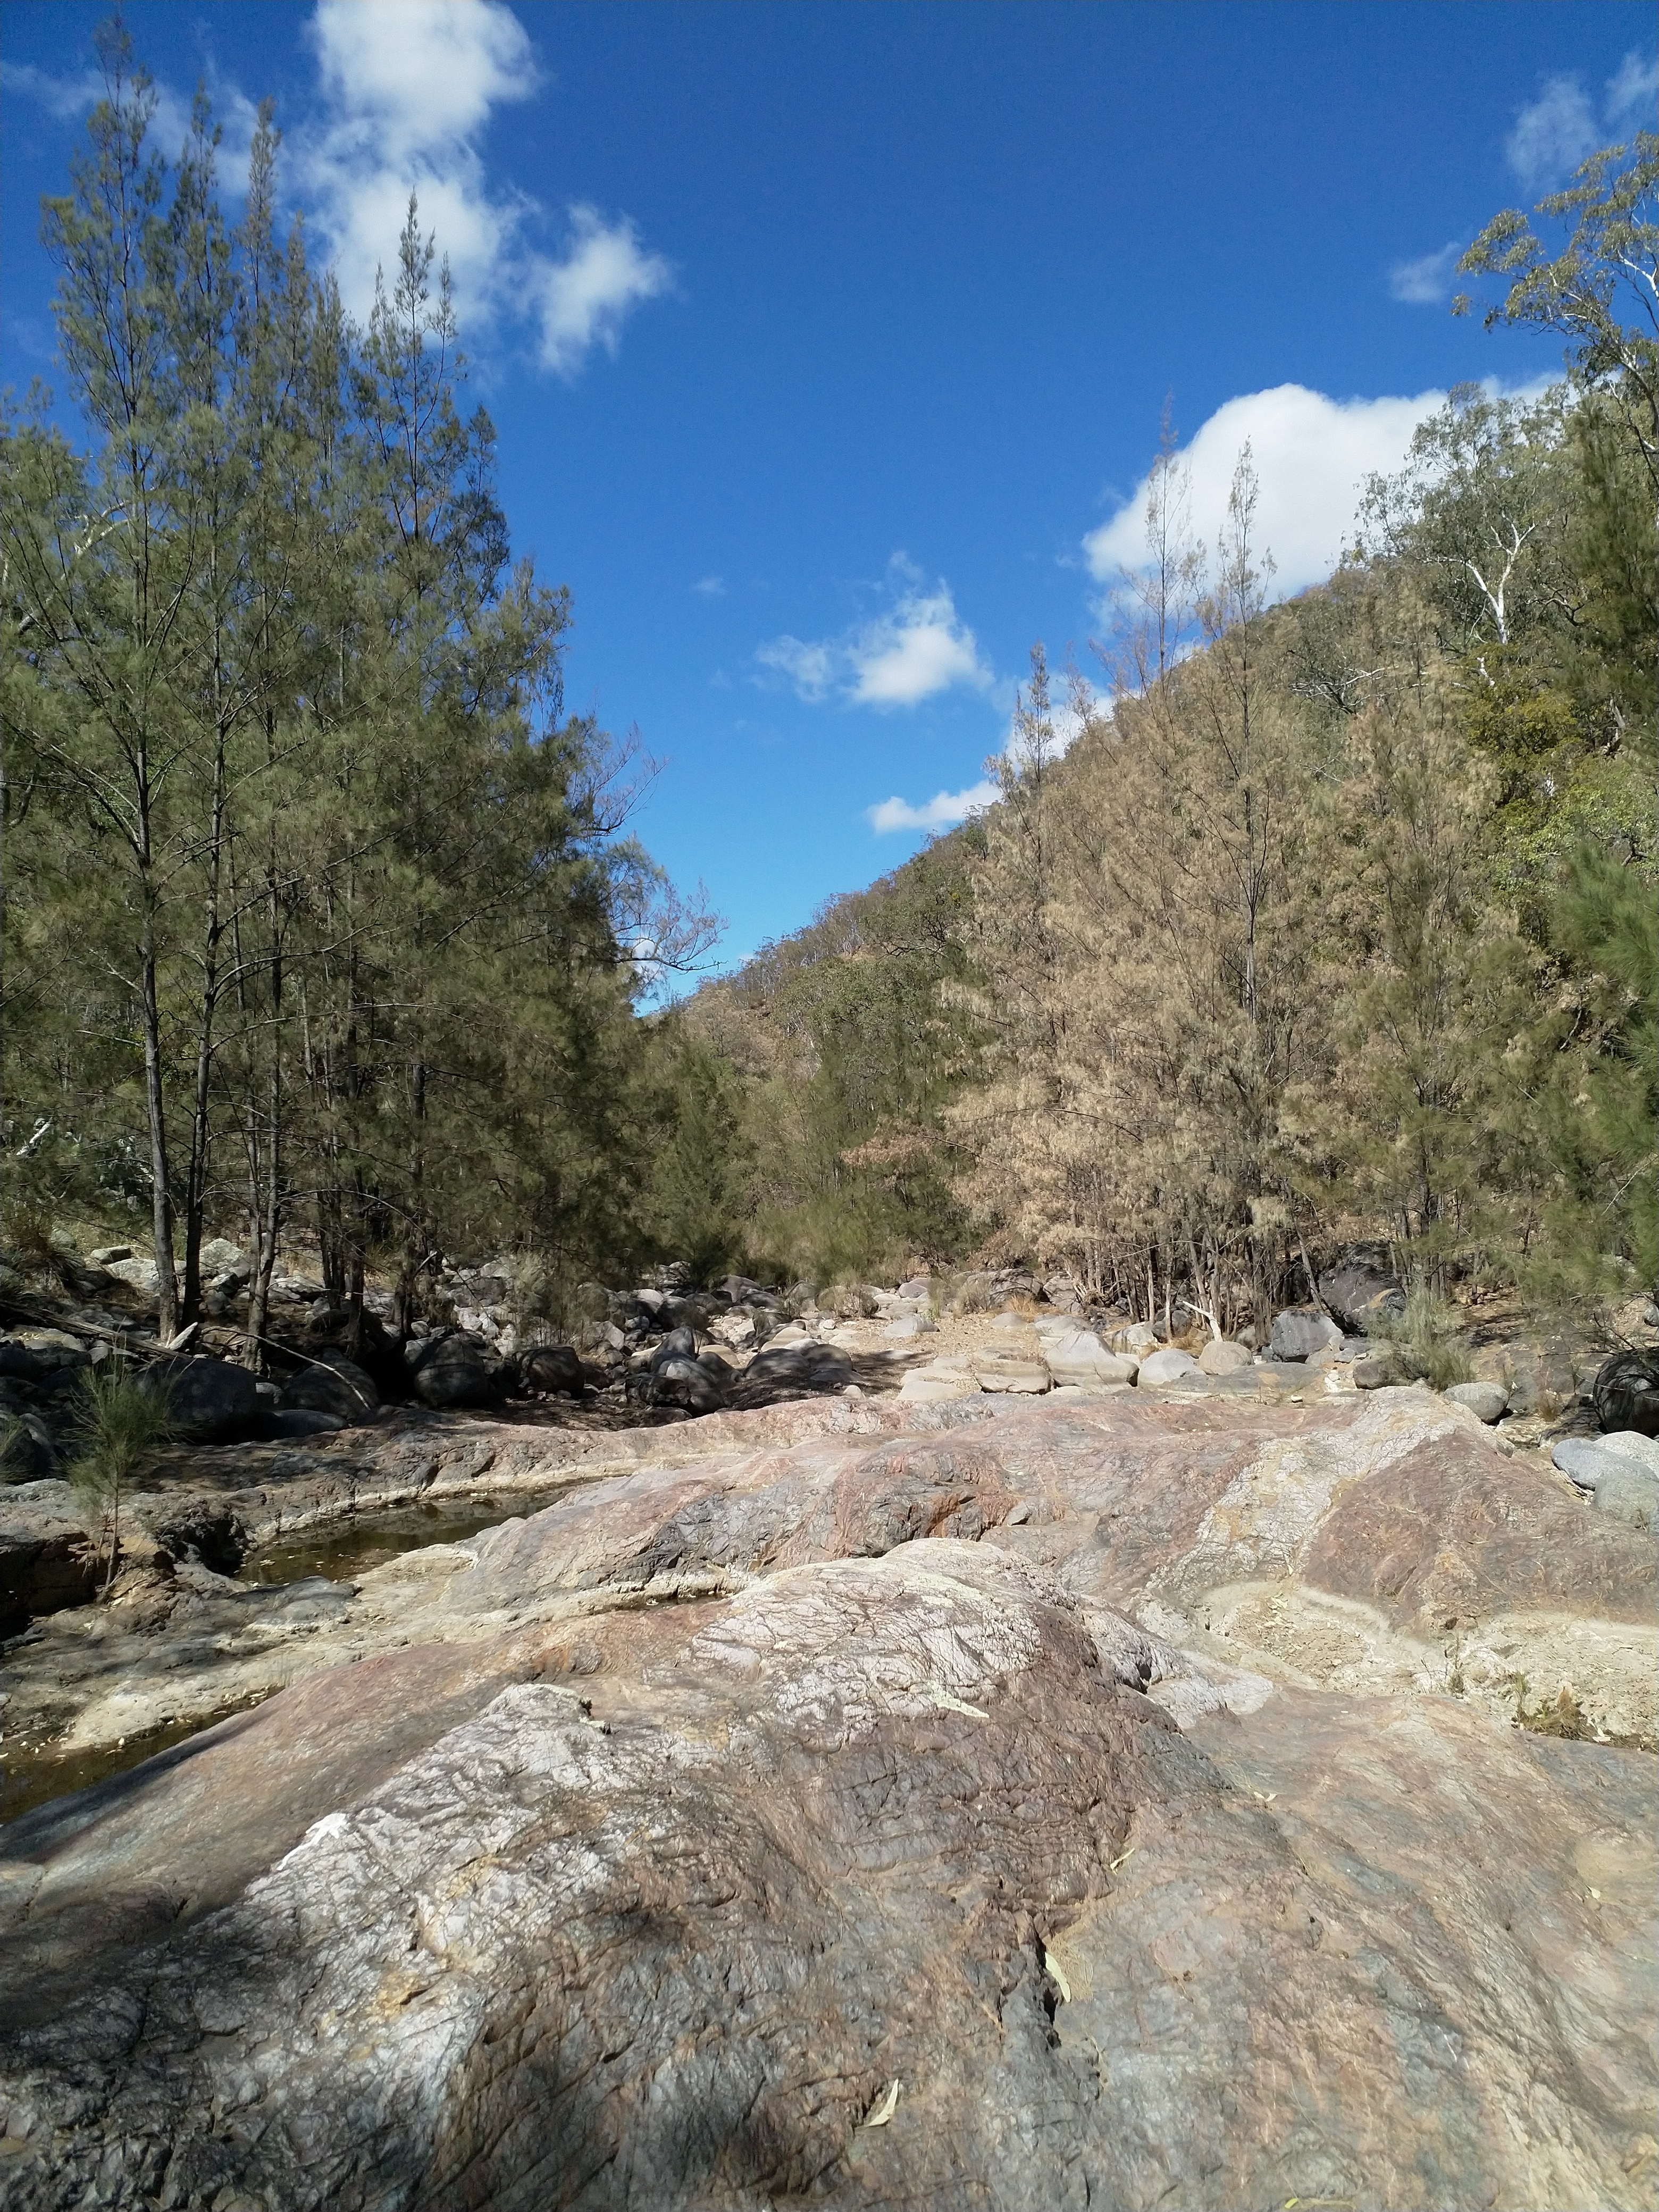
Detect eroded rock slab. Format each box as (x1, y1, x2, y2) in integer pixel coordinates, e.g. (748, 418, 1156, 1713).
(2, 1390, 1654, 2207)
(2, 1537, 1654, 2210)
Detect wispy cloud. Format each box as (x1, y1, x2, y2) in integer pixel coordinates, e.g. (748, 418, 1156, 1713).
(1388, 239, 1463, 306)
(297, 0, 670, 376)
(868, 781, 998, 835)
(1606, 49, 1659, 128)
(693, 574, 727, 598)
(1, 57, 257, 190)
(757, 560, 994, 710)
(1084, 383, 1448, 604)
(0, 60, 107, 119)
(1506, 72, 1601, 189)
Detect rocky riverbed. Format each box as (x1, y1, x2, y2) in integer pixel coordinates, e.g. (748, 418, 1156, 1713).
(2, 1380, 1655, 2208)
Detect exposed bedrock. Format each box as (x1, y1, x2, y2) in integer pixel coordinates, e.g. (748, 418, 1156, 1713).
(1, 1389, 1654, 2208)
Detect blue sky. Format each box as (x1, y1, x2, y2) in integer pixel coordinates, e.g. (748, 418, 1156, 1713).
(3, 2, 1653, 974)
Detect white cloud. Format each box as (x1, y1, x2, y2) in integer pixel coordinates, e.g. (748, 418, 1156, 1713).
(5, 7, 668, 376)
(757, 564, 994, 709)
(693, 574, 726, 597)
(309, 0, 535, 158)
(868, 781, 998, 835)
(0, 61, 106, 119)
(532, 203, 671, 373)
(1388, 240, 1463, 306)
(1083, 383, 1448, 603)
(755, 634, 835, 701)
(849, 585, 991, 705)
(296, 0, 668, 375)
(1607, 49, 1659, 128)
(1506, 72, 1600, 188)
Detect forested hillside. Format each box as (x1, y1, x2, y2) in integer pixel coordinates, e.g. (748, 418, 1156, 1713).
(2, 48, 1653, 1352)
(679, 137, 1657, 1331)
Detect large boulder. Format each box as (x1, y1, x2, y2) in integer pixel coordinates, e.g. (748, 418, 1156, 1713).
(1596, 1460, 1657, 1531)
(1593, 1348, 1659, 1438)
(522, 1344, 587, 1398)
(406, 1334, 502, 1410)
(1137, 1345, 1202, 1387)
(730, 1343, 854, 1407)
(1035, 1321, 1136, 1387)
(278, 1353, 379, 1425)
(140, 1354, 261, 1443)
(1196, 1339, 1252, 1377)
(1268, 1309, 1344, 1362)
(1316, 1251, 1405, 1334)
(969, 1351, 1051, 1395)
(1445, 1380, 1507, 1425)
(644, 1356, 727, 1415)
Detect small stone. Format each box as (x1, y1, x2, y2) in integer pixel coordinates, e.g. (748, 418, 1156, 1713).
(1352, 1356, 1393, 1390)
(1445, 1381, 1508, 1425)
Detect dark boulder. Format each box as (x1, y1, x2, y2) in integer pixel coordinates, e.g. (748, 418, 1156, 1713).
(0, 1410, 57, 1481)
(731, 1343, 854, 1407)
(646, 1356, 727, 1414)
(1594, 1348, 1659, 1438)
(256, 1408, 348, 1441)
(651, 1327, 700, 1368)
(278, 1354, 380, 1426)
(1317, 1251, 1406, 1334)
(522, 1344, 586, 1398)
(663, 1295, 714, 1334)
(406, 1335, 503, 1411)
(140, 1355, 262, 1443)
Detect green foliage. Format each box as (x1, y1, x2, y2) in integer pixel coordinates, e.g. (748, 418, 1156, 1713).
(1365, 1285, 1476, 1391)
(2, 29, 706, 1332)
(1516, 843, 1659, 1305)
(65, 1356, 174, 1593)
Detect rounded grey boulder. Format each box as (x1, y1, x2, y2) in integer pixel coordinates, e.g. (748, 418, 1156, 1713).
(1268, 1310, 1344, 1362)
(1137, 1346, 1201, 1387)
(1445, 1381, 1508, 1425)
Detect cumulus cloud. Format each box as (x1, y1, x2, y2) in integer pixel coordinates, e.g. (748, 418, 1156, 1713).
(5, 6, 669, 376)
(757, 563, 994, 709)
(1083, 384, 1448, 604)
(296, 0, 668, 373)
(1388, 240, 1463, 306)
(868, 781, 999, 835)
(1506, 71, 1602, 189)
